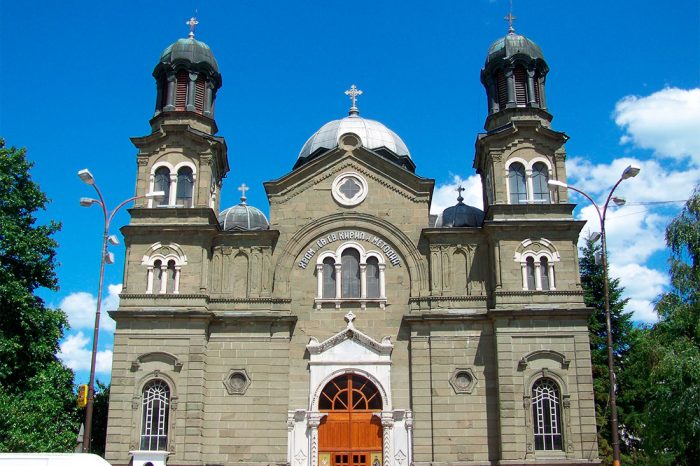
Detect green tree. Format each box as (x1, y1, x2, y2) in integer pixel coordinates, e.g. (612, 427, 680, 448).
(0, 139, 79, 451)
(626, 187, 700, 464)
(579, 237, 637, 464)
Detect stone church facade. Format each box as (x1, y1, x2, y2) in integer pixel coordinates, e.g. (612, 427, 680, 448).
(105, 23, 599, 466)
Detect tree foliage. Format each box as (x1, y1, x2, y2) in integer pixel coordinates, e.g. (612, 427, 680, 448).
(579, 237, 636, 464)
(624, 187, 700, 465)
(0, 139, 79, 451)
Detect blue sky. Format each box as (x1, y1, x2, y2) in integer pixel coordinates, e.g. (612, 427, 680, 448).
(1, 0, 698, 385)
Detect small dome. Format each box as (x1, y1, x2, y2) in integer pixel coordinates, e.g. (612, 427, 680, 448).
(435, 194, 485, 228)
(160, 38, 219, 73)
(298, 114, 411, 161)
(219, 198, 269, 231)
(485, 31, 544, 66)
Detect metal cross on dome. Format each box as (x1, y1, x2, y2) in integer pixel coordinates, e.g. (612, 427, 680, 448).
(345, 84, 363, 115)
(238, 183, 249, 203)
(456, 185, 465, 203)
(186, 16, 199, 38)
(504, 0, 516, 33)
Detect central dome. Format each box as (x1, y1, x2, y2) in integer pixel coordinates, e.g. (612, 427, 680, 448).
(298, 114, 411, 160)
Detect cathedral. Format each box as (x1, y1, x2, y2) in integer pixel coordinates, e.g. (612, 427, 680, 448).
(105, 18, 599, 466)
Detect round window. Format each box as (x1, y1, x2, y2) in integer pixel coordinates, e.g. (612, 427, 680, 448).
(332, 173, 368, 207)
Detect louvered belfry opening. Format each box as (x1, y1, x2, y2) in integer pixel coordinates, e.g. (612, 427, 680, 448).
(496, 69, 508, 111)
(194, 75, 206, 114)
(174, 70, 189, 111)
(514, 66, 528, 106)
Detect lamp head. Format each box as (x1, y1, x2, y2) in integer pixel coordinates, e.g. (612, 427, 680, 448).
(104, 251, 115, 265)
(589, 232, 602, 243)
(80, 197, 98, 207)
(621, 165, 641, 180)
(78, 169, 95, 185)
(548, 180, 568, 188)
(612, 197, 626, 206)
(108, 235, 120, 246)
(145, 191, 165, 200)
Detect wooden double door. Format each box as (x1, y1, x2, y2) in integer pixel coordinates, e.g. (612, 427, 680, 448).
(318, 373, 383, 466)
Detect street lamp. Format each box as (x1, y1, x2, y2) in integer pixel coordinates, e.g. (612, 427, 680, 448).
(549, 164, 640, 466)
(77, 168, 163, 452)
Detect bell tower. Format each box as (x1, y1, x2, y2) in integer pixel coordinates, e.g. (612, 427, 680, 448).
(474, 21, 570, 212)
(131, 17, 229, 212)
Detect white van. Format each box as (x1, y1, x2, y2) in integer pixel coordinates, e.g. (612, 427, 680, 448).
(0, 453, 112, 466)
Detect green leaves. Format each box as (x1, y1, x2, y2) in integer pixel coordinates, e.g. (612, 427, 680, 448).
(0, 139, 79, 452)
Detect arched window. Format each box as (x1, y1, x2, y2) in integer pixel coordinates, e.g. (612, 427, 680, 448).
(526, 257, 536, 290)
(496, 69, 508, 110)
(140, 380, 170, 451)
(166, 260, 177, 293)
(532, 162, 550, 203)
(514, 65, 528, 106)
(540, 257, 550, 291)
(314, 244, 387, 308)
(153, 260, 164, 294)
(366, 257, 380, 299)
(532, 378, 563, 451)
(509, 163, 528, 204)
(176, 167, 194, 207)
(154, 167, 171, 206)
(341, 249, 361, 298)
(322, 258, 336, 299)
(319, 373, 382, 411)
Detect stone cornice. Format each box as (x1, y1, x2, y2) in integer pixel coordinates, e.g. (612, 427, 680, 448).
(403, 309, 489, 322)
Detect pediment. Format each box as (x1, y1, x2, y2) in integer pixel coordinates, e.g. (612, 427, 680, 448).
(307, 312, 393, 361)
(264, 146, 433, 206)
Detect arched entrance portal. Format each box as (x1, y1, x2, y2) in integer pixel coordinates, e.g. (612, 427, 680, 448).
(318, 373, 383, 466)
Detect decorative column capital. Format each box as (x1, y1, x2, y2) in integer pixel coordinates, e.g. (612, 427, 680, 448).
(307, 411, 326, 428)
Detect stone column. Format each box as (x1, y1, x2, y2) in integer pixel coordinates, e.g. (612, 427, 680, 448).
(380, 412, 394, 466)
(159, 265, 167, 294)
(405, 410, 414, 466)
(335, 264, 342, 301)
(534, 261, 543, 290)
(164, 72, 176, 111)
(379, 264, 386, 298)
(168, 173, 177, 206)
(360, 264, 367, 299)
(505, 66, 515, 107)
(316, 264, 323, 299)
(186, 72, 197, 112)
(548, 263, 556, 290)
(174, 266, 181, 294)
(521, 263, 528, 291)
(308, 412, 326, 466)
(526, 67, 537, 106)
(146, 267, 154, 294)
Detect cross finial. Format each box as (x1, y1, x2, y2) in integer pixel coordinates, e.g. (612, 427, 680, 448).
(238, 183, 249, 203)
(456, 185, 465, 203)
(345, 84, 363, 116)
(345, 311, 357, 327)
(186, 16, 199, 39)
(504, 0, 516, 33)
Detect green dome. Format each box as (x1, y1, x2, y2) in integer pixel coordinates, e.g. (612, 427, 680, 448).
(159, 38, 219, 73)
(485, 32, 544, 66)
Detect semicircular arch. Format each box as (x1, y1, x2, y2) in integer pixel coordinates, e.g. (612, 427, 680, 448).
(272, 213, 428, 297)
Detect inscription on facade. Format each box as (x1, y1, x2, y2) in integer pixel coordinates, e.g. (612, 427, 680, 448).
(297, 230, 401, 268)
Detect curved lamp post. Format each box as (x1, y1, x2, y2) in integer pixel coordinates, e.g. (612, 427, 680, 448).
(78, 168, 163, 452)
(549, 164, 640, 466)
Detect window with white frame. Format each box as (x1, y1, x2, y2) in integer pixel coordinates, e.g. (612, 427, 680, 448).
(506, 158, 553, 205)
(149, 162, 197, 207)
(143, 243, 187, 294)
(514, 238, 559, 291)
(314, 243, 386, 309)
(532, 378, 563, 451)
(140, 379, 170, 451)
(508, 162, 528, 204)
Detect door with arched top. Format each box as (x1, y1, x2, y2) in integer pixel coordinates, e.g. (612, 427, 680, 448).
(318, 373, 383, 466)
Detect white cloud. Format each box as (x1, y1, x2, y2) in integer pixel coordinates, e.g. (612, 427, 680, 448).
(58, 331, 113, 374)
(614, 87, 700, 164)
(430, 174, 483, 215)
(60, 284, 121, 333)
(611, 263, 668, 323)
